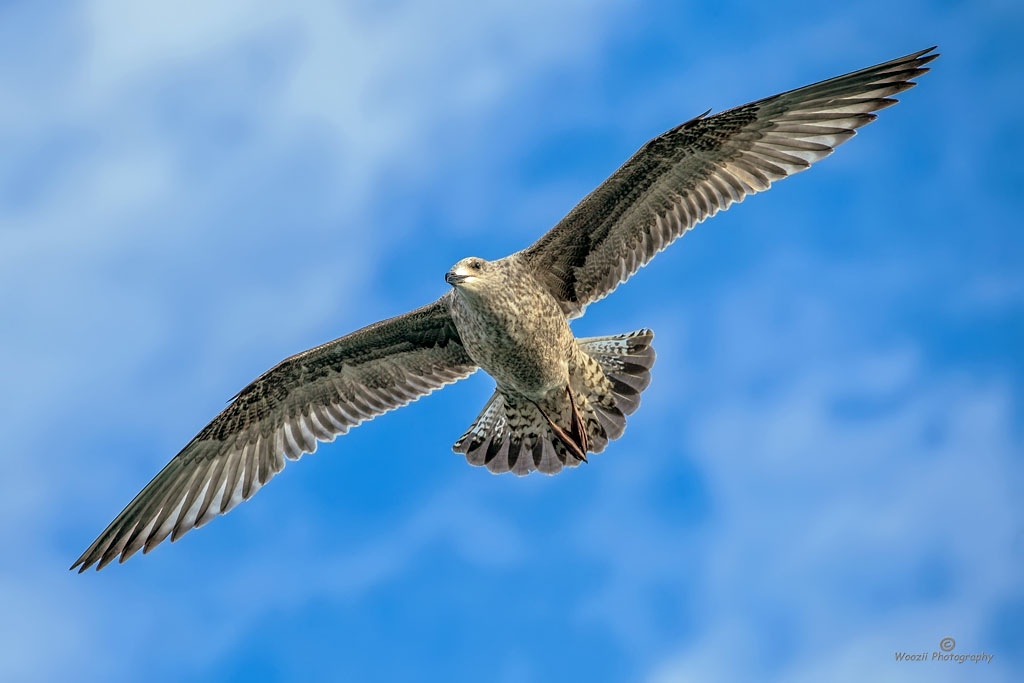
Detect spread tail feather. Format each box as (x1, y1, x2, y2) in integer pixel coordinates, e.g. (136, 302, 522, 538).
(577, 328, 655, 418)
(453, 329, 655, 475)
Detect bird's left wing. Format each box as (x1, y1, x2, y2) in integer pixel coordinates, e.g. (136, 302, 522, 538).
(72, 295, 475, 572)
(517, 47, 937, 317)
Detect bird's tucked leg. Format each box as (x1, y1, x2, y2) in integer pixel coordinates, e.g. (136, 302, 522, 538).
(566, 386, 589, 456)
(535, 387, 589, 463)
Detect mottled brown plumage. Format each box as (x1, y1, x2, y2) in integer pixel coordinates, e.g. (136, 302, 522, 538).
(72, 47, 936, 572)
(524, 46, 938, 317)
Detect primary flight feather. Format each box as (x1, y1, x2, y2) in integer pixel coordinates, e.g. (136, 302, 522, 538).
(73, 46, 937, 572)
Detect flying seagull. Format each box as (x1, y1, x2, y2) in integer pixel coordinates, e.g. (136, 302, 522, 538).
(72, 46, 937, 572)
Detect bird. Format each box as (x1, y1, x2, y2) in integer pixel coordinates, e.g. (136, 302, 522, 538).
(72, 46, 937, 572)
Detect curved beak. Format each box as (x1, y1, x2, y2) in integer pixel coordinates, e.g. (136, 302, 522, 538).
(445, 270, 468, 286)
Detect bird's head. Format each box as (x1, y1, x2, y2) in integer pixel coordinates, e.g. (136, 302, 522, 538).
(445, 257, 491, 290)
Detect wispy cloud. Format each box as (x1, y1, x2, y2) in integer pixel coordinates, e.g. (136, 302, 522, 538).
(645, 258, 1022, 682)
(1, 2, 1020, 682)
(0, 1, 628, 680)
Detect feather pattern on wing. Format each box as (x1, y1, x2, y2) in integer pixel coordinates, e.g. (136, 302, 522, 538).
(71, 296, 475, 572)
(518, 47, 938, 317)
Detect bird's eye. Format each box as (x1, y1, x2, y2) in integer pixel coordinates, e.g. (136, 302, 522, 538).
(471, 260, 482, 270)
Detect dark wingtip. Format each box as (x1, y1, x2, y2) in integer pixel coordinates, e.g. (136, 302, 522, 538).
(70, 552, 91, 573)
(911, 46, 940, 66)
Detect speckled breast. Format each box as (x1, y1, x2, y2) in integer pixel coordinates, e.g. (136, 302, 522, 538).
(448, 265, 575, 398)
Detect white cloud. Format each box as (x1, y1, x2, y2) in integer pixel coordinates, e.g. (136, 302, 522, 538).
(0, 2, 628, 680)
(1, 3, 1020, 681)
(642, 259, 1022, 682)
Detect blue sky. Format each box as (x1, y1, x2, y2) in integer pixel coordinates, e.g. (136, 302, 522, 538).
(1, 1, 1021, 681)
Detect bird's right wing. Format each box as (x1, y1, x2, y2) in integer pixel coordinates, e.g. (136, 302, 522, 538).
(72, 295, 476, 572)
(518, 47, 938, 318)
